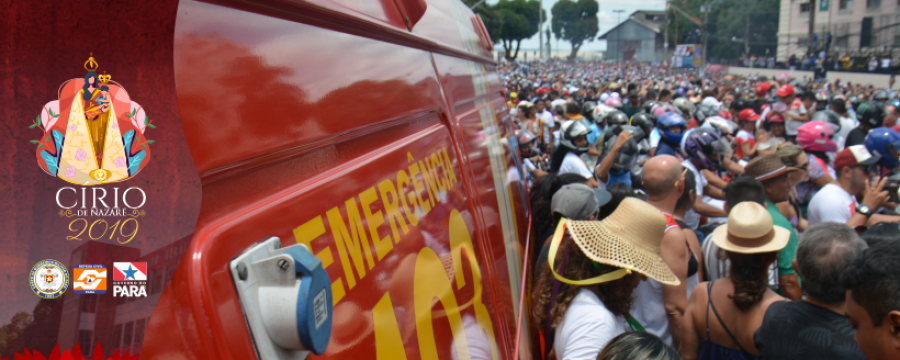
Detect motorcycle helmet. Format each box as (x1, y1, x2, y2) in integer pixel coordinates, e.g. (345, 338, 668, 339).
(607, 110, 629, 126)
(642, 100, 659, 114)
(865, 128, 900, 170)
(657, 112, 687, 145)
(848, 95, 862, 110)
(860, 101, 886, 128)
(694, 103, 717, 123)
(629, 112, 655, 136)
(673, 97, 696, 119)
(873, 90, 889, 102)
(811, 109, 841, 133)
(560, 120, 592, 153)
(517, 130, 538, 158)
(582, 101, 598, 119)
(701, 116, 739, 137)
(650, 102, 676, 121)
(683, 129, 728, 172)
(592, 103, 616, 124)
(601, 126, 640, 171)
(797, 121, 837, 152)
(605, 97, 623, 109)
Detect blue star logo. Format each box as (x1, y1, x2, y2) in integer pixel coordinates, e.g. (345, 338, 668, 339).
(122, 265, 139, 280)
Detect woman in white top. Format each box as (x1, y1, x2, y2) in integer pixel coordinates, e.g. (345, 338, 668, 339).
(532, 198, 680, 359)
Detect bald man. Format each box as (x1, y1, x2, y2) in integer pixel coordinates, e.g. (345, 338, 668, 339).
(631, 155, 690, 348)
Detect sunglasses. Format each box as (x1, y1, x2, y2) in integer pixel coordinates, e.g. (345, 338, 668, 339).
(796, 161, 810, 171)
(858, 165, 878, 174)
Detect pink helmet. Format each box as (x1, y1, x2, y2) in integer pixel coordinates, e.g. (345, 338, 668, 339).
(797, 121, 837, 152)
(605, 97, 623, 109)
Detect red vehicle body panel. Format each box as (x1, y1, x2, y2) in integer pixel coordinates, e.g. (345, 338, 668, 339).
(143, 0, 531, 359)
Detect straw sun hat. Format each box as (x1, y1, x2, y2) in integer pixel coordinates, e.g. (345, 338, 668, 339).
(711, 202, 789, 254)
(548, 197, 679, 286)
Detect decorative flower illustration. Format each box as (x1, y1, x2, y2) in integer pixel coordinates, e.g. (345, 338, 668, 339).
(112, 123, 119, 130)
(75, 149, 87, 161)
(113, 157, 126, 168)
(69, 124, 77, 132)
(65, 166, 76, 178)
(4, 343, 139, 360)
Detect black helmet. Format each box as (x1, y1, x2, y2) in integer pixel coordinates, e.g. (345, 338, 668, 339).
(815, 91, 830, 103)
(859, 101, 886, 128)
(848, 95, 862, 110)
(642, 100, 658, 114)
(601, 126, 640, 171)
(811, 109, 841, 133)
(629, 112, 655, 135)
(874, 90, 889, 101)
(607, 110, 629, 126)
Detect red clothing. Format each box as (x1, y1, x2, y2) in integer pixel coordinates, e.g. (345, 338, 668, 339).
(734, 137, 756, 159)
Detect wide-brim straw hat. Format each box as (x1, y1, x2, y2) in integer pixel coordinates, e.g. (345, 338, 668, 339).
(564, 197, 680, 285)
(712, 202, 790, 254)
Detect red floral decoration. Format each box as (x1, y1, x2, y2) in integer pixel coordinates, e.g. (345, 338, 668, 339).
(7, 343, 138, 360)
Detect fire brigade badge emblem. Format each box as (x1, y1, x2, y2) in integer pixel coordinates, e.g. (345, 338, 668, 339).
(30, 259, 69, 299)
(31, 53, 155, 185)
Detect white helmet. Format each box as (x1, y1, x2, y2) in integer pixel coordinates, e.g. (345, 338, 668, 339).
(560, 120, 592, 153)
(673, 98, 696, 117)
(592, 104, 616, 124)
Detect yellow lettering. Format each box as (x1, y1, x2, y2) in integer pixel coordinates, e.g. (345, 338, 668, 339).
(414, 248, 471, 360)
(431, 153, 447, 195)
(418, 159, 438, 207)
(378, 179, 409, 241)
(449, 210, 500, 359)
(373, 293, 409, 360)
(408, 161, 431, 216)
(360, 187, 392, 261)
(331, 279, 346, 305)
(397, 170, 420, 226)
(326, 200, 375, 290)
(442, 147, 458, 186)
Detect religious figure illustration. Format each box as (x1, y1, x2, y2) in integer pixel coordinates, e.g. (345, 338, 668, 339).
(32, 54, 154, 185)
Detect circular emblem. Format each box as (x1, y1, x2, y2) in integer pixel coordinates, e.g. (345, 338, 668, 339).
(30, 259, 69, 299)
(89, 169, 110, 181)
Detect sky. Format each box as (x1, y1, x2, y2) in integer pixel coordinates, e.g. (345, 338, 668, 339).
(483, 0, 668, 53)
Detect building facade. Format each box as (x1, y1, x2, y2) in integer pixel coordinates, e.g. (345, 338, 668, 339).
(599, 10, 669, 63)
(777, 0, 900, 60)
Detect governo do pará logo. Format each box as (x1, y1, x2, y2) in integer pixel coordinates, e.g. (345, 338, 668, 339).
(31, 53, 155, 185)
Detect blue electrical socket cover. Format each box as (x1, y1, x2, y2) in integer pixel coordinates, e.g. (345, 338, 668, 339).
(284, 246, 333, 355)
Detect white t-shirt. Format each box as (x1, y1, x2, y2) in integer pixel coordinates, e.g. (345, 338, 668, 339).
(631, 279, 672, 345)
(682, 159, 707, 229)
(883, 58, 892, 68)
(835, 116, 857, 152)
(650, 128, 662, 148)
(784, 101, 809, 136)
(559, 152, 593, 179)
(808, 183, 857, 226)
(540, 110, 555, 128)
(554, 288, 627, 360)
(736, 129, 753, 141)
(551, 99, 567, 113)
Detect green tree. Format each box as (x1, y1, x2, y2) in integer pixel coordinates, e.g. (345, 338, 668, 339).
(665, 0, 779, 61)
(551, 0, 599, 61)
(494, 0, 543, 61)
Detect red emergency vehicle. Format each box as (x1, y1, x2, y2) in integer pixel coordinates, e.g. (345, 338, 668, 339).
(143, 0, 533, 358)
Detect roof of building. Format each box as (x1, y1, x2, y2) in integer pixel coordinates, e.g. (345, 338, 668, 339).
(598, 9, 666, 39)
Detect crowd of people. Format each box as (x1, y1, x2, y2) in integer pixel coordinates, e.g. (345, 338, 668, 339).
(508, 60, 900, 360)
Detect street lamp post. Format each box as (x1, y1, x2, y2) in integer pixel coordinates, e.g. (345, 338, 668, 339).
(614, 10, 625, 63)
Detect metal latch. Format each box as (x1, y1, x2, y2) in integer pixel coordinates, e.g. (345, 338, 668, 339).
(230, 237, 332, 359)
